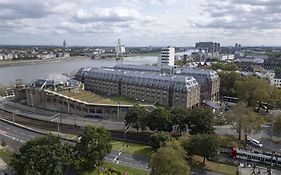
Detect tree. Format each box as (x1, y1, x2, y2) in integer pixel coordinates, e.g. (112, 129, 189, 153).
(11, 134, 74, 175)
(75, 126, 112, 170)
(149, 132, 172, 149)
(225, 102, 262, 141)
(146, 107, 173, 131)
(171, 107, 190, 133)
(150, 141, 190, 175)
(186, 134, 218, 163)
(273, 115, 281, 134)
(211, 63, 238, 71)
(125, 105, 148, 132)
(218, 71, 240, 97)
(235, 77, 273, 107)
(188, 108, 214, 135)
(1, 139, 6, 147)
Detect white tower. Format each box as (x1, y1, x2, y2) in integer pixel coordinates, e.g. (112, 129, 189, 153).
(115, 39, 125, 61)
(158, 46, 175, 67)
(63, 40, 67, 49)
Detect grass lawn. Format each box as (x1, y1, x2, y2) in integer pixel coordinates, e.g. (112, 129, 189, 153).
(111, 140, 154, 157)
(82, 162, 149, 175)
(191, 155, 238, 175)
(60, 89, 117, 104)
(59, 88, 151, 106)
(0, 147, 12, 164)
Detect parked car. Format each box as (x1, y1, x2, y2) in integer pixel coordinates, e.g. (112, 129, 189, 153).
(249, 139, 263, 148)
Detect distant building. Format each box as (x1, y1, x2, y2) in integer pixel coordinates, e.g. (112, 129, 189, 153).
(263, 57, 281, 70)
(195, 42, 220, 56)
(63, 40, 67, 49)
(158, 47, 175, 67)
(270, 73, 281, 88)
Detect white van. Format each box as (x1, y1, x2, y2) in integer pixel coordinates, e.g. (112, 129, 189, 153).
(249, 139, 263, 147)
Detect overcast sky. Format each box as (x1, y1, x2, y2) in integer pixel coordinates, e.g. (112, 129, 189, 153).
(0, 0, 281, 47)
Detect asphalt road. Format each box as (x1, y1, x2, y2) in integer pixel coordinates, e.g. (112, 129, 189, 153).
(215, 124, 281, 154)
(0, 120, 149, 170)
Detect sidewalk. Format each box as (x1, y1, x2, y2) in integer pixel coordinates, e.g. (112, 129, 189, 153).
(239, 166, 281, 175)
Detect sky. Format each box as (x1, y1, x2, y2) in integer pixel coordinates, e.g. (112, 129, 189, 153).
(0, 0, 281, 47)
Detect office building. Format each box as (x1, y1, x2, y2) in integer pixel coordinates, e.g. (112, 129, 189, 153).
(195, 42, 220, 56)
(158, 47, 175, 67)
(270, 73, 281, 88)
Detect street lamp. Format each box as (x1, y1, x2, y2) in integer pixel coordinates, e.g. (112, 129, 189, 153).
(51, 113, 61, 137)
(30, 91, 36, 115)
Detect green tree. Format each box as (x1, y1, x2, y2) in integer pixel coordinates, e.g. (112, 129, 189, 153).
(149, 132, 172, 149)
(218, 71, 240, 97)
(211, 63, 238, 71)
(273, 115, 281, 134)
(188, 108, 214, 135)
(225, 102, 262, 141)
(150, 141, 190, 175)
(125, 105, 148, 132)
(186, 134, 218, 163)
(171, 107, 190, 133)
(11, 134, 74, 175)
(146, 107, 172, 131)
(75, 126, 112, 170)
(235, 77, 272, 107)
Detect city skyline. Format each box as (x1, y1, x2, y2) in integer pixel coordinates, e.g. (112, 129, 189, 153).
(1, 0, 281, 46)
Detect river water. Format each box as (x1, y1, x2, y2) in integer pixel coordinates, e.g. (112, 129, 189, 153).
(0, 56, 157, 86)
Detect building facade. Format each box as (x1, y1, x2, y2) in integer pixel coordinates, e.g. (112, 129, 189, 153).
(79, 68, 201, 108)
(195, 42, 220, 56)
(112, 64, 220, 101)
(270, 73, 281, 88)
(175, 68, 220, 101)
(158, 47, 175, 67)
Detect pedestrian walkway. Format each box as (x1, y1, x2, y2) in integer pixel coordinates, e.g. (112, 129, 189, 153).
(239, 166, 281, 175)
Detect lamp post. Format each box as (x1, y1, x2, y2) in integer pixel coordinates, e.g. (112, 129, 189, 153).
(12, 112, 15, 124)
(30, 91, 36, 115)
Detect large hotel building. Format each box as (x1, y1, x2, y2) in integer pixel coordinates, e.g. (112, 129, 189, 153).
(77, 68, 201, 108)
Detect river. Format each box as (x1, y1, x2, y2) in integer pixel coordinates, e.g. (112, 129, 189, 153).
(0, 56, 157, 86)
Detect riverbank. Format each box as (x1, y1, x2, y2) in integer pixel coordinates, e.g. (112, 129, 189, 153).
(0, 56, 91, 68)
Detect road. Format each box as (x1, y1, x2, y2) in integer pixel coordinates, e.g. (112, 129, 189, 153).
(215, 124, 281, 154)
(0, 120, 149, 170)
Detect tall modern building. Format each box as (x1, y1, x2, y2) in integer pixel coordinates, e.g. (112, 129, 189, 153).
(63, 40, 67, 49)
(195, 42, 220, 56)
(158, 47, 175, 67)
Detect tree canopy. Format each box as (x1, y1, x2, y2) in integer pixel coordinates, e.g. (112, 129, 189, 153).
(149, 132, 172, 149)
(125, 105, 148, 132)
(11, 134, 75, 175)
(225, 102, 262, 141)
(273, 115, 281, 134)
(75, 126, 112, 170)
(146, 107, 173, 132)
(211, 63, 238, 71)
(185, 134, 218, 163)
(188, 108, 215, 135)
(11, 126, 112, 174)
(218, 71, 240, 97)
(150, 141, 190, 175)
